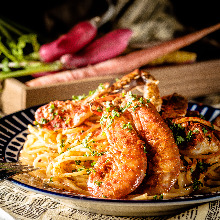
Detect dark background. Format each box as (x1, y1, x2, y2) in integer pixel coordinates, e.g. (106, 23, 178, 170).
(0, 0, 219, 61)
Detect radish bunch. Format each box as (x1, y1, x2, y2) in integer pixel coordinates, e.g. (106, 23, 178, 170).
(39, 21, 133, 69)
(26, 22, 220, 87)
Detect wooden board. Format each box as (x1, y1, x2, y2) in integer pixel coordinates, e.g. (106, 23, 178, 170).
(1, 59, 220, 114)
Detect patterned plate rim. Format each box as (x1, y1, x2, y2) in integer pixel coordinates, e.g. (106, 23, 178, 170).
(0, 102, 220, 204)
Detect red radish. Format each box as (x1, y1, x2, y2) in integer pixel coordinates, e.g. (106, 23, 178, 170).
(60, 29, 132, 68)
(39, 21, 97, 62)
(32, 71, 57, 78)
(26, 23, 220, 87)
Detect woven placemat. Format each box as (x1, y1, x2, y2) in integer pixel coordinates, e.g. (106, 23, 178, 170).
(0, 180, 219, 220)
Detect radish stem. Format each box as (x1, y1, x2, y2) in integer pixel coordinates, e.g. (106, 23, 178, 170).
(0, 61, 62, 79)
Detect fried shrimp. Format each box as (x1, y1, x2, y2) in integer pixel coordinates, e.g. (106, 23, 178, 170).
(35, 100, 93, 130)
(123, 93, 181, 195)
(171, 117, 220, 158)
(87, 107, 147, 199)
(34, 83, 110, 130)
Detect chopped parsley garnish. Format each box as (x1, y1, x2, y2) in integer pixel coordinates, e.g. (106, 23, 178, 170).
(41, 118, 48, 124)
(192, 179, 203, 190)
(94, 180, 102, 187)
(111, 109, 120, 118)
(75, 160, 81, 165)
(197, 161, 210, 173)
(65, 118, 71, 124)
(81, 133, 92, 148)
(169, 122, 197, 146)
(96, 107, 103, 112)
(139, 97, 144, 104)
(153, 194, 163, 200)
(199, 114, 206, 120)
(169, 122, 184, 132)
(143, 144, 148, 154)
(210, 123, 214, 130)
(72, 94, 87, 101)
(49, 103, 55, 112)
(202, 127, 208, 134)
(128, 91, 138, 101)
(207, 135, 212, 141)
(77, 168, 84, 172)
(186, 130, 193, 142)
(100, 109, 120, 128)
(132, 104, 140, 112)
(121, 101, 132, 113)
(71, 83, 104, 101)
(91, 162, 96, 166)
(106, 117, 114, 128)
(122, 122, 133, 132)
(60, 139, 65, 148)
(100, 114, 107, 125)
(80, 133, 105, 157)
(34, 121, 39, 126)
(98, 83, 105, 90)
(105, 101, 112, 112)
(176, 136, 185, 145)
(83, 152, 90, 157)
(86, 169, 91, 174)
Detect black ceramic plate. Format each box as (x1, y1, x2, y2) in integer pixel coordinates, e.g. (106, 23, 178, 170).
(0, 102, 220, 216)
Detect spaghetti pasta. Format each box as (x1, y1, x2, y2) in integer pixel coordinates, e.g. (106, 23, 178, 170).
(19, 108, 220, 200)
(20, 117, 107, 196)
